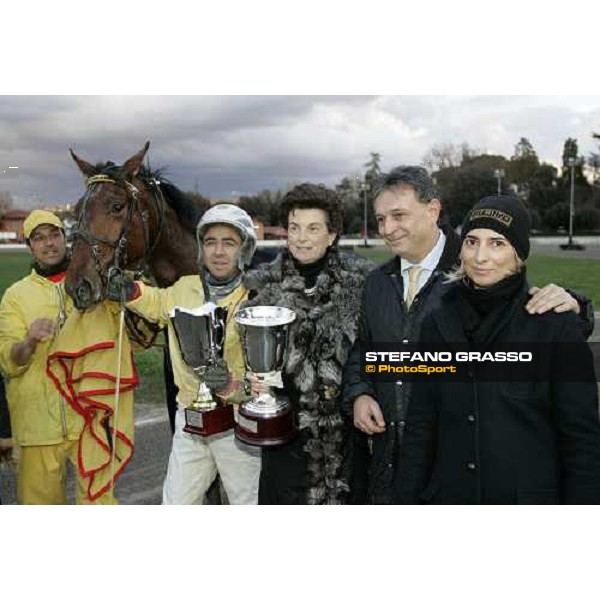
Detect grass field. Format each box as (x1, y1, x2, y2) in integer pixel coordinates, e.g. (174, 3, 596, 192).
(3, 248, 598, 302)
(0, 252, 32, 297)
(2, 248, 598, 404)
(355, 247, 600, 306)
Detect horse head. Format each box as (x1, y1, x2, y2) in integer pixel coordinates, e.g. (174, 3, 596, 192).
(65, 141, 165, 310)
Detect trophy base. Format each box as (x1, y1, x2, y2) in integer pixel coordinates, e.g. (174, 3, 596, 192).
(183, 403, 235, 436)
(235, 401, 297, 447)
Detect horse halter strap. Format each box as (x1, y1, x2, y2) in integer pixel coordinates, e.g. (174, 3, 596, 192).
(74, 173, 164, 278)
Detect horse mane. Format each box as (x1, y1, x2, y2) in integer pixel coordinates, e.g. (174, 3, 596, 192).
(91, 162, 203, 232)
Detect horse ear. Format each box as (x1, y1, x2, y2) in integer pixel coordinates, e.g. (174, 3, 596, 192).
(122, 141, 151, 178)
(69, 148, 96, 178)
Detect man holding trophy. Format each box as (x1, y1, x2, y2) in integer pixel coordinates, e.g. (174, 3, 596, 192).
(108, 204, 261, 505)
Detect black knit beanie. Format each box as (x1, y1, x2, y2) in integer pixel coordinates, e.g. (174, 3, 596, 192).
(461, 195, 531, 260)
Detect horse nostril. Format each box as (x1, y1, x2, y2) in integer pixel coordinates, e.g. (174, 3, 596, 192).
(75, 278, 93, 308)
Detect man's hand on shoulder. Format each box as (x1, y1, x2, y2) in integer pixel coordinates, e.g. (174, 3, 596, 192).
(526, 284, 579, 315)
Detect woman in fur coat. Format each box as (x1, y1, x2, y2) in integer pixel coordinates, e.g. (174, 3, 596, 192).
(244, 183, 374, 504)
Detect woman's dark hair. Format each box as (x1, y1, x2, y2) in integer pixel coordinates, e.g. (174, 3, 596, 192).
(280, 183, 344, 235)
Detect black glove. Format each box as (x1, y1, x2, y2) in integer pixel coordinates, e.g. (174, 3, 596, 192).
(106, 272, 136, 303)
(203, 358, 230, 392)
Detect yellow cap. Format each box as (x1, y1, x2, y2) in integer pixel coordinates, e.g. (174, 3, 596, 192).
(23, 210, 64, 240)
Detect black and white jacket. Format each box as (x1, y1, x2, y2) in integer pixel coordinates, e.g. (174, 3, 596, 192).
(244, 248, 374, 504)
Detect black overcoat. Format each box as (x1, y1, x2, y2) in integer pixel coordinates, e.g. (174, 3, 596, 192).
(395, 281, 600, 505)
(343, 227, 462, 503)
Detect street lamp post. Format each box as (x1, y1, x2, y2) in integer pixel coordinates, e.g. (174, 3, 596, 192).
(560, 157, 585, 251)
(361, 181, 370, 247)
(493, 168, 505, 195)
(567, 157, 575, 248)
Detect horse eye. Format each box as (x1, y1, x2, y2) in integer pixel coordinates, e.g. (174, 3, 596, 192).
(112, 203, 125, 213)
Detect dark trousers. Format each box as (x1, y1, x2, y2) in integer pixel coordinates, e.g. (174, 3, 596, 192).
(259, 433, 308, 505)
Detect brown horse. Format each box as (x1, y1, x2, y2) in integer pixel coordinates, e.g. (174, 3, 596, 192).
(66, 142, 203, 310)
(65, 144, 275, 503)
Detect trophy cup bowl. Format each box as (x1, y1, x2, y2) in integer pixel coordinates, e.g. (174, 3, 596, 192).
(170, 305, 234, 436)
(234, 305, 297, 446)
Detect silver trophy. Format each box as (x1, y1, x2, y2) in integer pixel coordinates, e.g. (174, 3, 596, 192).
(234, 305, 297, 446)
(169, 303, 234, 436)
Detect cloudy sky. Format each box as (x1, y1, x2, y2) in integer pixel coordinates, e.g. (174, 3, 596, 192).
(1, 95, 600, 209)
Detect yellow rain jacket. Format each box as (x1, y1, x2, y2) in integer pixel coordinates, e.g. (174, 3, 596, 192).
(127, 276, 248, 407)
(0, 271, 83, 446)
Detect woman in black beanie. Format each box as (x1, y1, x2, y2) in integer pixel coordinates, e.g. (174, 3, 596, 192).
(395, 195, 600, 504)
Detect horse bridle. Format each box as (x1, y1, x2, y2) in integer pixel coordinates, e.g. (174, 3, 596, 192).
(72, 173, 166, 284)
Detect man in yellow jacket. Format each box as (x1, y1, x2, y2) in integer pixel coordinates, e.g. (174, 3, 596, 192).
(109, 204, 261, 504)
(0, 210, 118, 504)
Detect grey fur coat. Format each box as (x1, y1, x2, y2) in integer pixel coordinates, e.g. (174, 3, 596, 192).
(243, 248, 374, 504)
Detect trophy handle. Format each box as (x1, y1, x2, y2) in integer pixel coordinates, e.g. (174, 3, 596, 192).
(208, 308, 228, 365)
(207, 319, 216, 366)
(277, 329, 289, 366)
(255, 374, 274, 407)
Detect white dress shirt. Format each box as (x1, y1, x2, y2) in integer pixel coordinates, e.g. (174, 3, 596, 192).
(400, 229, 446, 302)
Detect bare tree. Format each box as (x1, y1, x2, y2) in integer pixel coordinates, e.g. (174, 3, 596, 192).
(421, 142, 478, 172)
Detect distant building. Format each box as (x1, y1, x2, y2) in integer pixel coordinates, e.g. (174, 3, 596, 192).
(0, 205, 75, 243)
(43, 203, 75, 214)
(253, 219, 265, 240)
(0, 209, 29, 242)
